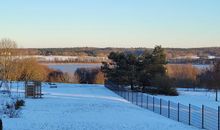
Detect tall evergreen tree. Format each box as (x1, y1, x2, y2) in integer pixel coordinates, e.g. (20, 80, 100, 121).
(102, 52, 138, 90)
(102, 46, 169, 93)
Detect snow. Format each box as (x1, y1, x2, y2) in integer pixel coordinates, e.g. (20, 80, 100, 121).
(2, 83, 198, 130)
(155, 89, 220, 109)
(30, 55, 107, 62)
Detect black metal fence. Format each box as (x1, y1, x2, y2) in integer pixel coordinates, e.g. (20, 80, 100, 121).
(105, 82, 220, 130)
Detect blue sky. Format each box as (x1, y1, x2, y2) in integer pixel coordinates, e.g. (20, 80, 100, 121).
(0, 0, 219, 48)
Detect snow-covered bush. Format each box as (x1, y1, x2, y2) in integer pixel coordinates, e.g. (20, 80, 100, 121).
(2, 99, 25, 118)
(4, 102, 19, 118)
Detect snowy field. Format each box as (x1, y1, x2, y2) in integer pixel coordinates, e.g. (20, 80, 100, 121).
(2, 83, 198, 130)
(156, 89, 220, 109)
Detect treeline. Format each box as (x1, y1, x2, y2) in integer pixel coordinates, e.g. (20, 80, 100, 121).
(20, 47, 220, 59)
(166, 47, 220, 59)
(21, 48, 148, 57)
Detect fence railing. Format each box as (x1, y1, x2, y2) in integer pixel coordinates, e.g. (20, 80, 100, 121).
(105, 82, 220, 130)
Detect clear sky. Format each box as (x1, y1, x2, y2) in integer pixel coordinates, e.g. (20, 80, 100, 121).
(0, 0, 220, 48)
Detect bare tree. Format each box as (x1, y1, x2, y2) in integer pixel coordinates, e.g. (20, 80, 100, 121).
(199, 61, 220, 101)
(166, 64, 200, 88)
(18, 58, 47, 83)
(0, 38, 18, 94)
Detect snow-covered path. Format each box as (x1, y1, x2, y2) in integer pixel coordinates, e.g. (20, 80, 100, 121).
(4, 84, 199, 130)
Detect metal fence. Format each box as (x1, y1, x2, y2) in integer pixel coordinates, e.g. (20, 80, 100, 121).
(105, 83, 220, 130)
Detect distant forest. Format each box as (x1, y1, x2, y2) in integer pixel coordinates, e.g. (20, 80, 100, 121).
(20, 47, 220, 59)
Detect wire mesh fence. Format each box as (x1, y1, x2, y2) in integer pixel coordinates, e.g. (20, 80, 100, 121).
(105, 83, 220, 130)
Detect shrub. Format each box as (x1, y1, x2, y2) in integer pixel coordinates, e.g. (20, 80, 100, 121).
(4, 102, 20, 118)
(3, 99, 25, 118)
(47, 70, 70, 83)
(15, 99, 25, 110)
(149, 74, 178, 96)
(75, 68, 104, 84)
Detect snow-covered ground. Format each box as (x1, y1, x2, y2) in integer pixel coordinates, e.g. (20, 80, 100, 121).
(156, 89, 220, 109)
(2, 84, 198, 130)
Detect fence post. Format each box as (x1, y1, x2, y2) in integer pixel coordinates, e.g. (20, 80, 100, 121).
(147, 95, 148, 109)
(125, 91, 126, 99)
(202, 105, 204, 129)
(124, 91, 126, 99)
(124, 91, 126, 98)
(168, 101, 170, 118)
(153, 97, 155, 112)
(127, 91, 129, 100)
(178, 103, 180, 122)
(160, 99, 162, 115)
(218, 106, 220, 130)
(136, 92, 138, 105)
(132, 91, 133, 103)
(141, 93, 143, 107)
(128, 91, 130, 101)
(189, 104, 191, 125)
